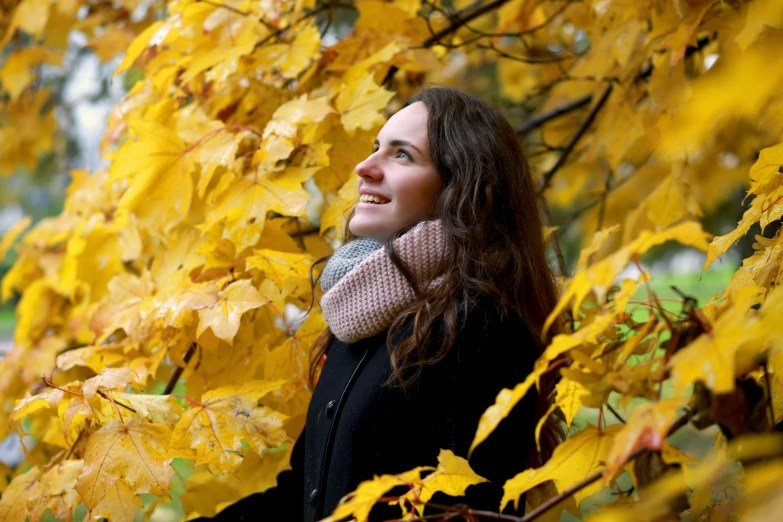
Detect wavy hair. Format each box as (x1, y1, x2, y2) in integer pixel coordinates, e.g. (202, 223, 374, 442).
(304, 84, 565, 466)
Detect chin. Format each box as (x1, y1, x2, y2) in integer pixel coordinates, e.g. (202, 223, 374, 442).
(348, 223, 385, 243)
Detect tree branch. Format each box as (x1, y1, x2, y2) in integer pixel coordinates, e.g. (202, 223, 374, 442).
(164, 343, 197, 395)
(516, 94, 592, 135)
(520, 408, 697, 522)
(382, 0, 514, 87)
(421, 0, 512, 48)
(537, 84, 613, 194)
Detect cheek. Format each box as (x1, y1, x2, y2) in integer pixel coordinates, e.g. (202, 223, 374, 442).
(395, 171, 440, 205)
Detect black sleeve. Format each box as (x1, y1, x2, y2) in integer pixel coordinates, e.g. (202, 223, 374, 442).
(190, 427, 306, 521)
(428, 308, 538, 517)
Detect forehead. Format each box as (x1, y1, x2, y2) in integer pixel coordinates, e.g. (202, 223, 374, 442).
(378, 101, 429, 150)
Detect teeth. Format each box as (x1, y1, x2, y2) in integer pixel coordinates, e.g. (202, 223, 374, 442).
(360, 194, 390, 204)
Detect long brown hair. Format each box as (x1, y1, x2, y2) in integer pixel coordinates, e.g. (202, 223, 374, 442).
(304, 83, 565, 466)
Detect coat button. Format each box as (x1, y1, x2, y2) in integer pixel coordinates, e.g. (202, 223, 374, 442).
(325, 400, 336, 419)
(309, 488, 319, 506)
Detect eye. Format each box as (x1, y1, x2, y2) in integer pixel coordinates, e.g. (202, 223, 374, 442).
(396, 149, 412, 160)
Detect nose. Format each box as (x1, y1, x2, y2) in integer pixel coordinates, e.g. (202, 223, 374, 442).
(355, 152, 382, 180)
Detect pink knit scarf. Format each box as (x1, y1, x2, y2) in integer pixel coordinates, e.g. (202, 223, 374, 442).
(319, 219, 451, 343)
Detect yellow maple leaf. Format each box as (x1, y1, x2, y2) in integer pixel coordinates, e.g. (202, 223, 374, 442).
(245, 249, 315, 289)
(335, 73, 394, 136)
(110, 392, 184, 427)
(181, 18, 265, 83)
(172, 380, 288, 471)
(414, 449, 488, 505)
(603, 397, 686, 479)
(89, 479, 142, 522)
(26, 459, 84, 522)
(75, 419, 193, 510)
(152, 275, 221, 330)
(322, 467, 430, 522)
(643, 167, 703, 230)
(255, 21, 321, 80)
(55, 343, 129, 374)
(668, 284, 767, 395)
(555, 378, 589, 427)
(114, 20, 165, 75)
(0, 467, 41, 520)
(10, 386, 66, 426)
(320, 171, 360, 240)
(90, 271, 156, 341)
(108, 119, 195, 233)
(197, 279, 269, 343)
(82, 367, 136, 400)
(470, 369, 541, 456)
(205, 168, 314, 250)
(502, 425, 622, 511)
(748, 141, 783, 198)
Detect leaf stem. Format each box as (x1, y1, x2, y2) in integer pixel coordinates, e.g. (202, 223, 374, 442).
(170, 394, 205, 408)
(41, 376, 83, 396)
(102, 392, 125, 426)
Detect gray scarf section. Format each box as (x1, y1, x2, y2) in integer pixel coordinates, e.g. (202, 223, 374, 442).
(320, 237, 383, 293)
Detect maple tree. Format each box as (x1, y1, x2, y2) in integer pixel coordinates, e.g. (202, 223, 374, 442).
(2, 0, 783, 521)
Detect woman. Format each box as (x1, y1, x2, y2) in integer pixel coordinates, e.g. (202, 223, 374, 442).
(198, 84, 564, 521)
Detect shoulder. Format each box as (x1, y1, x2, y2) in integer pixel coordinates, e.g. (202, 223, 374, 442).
(440, 292, 537, 376)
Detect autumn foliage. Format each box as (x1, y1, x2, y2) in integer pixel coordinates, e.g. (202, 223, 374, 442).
(2, 0, 783, 520)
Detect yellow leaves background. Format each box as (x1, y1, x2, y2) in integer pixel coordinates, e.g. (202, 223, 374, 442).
(2, 0, 783, 520)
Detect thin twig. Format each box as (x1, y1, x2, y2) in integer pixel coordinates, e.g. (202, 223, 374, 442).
(164, 343, 197, 395)
(520, 408, 696, 522)
(63, 428, 85, 461)
(252, 1, 337, 50)
(537, 84, 613, 194)
(461, 1, 576, 40)
(382, 0, 514, 87)
(422, 0, 512, 47)
(98, 391, 137, 414)
(516, 94, 592, 135)
(476, 40, 573, 64)
(606, 402, 627, 424)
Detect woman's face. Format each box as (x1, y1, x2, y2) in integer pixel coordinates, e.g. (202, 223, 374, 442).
(349, 101, 443, 244)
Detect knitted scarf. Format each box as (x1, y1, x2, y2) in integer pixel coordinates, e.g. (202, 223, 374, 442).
(319, 219, 450, 343)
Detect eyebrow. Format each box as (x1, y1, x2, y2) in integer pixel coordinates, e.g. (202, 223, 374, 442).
(374, 138, 424, 158)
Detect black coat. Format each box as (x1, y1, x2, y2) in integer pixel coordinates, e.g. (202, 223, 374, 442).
(198, 296, 538, 521)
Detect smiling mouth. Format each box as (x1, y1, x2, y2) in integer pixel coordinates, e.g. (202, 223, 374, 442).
(359, 195, 391, 205)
